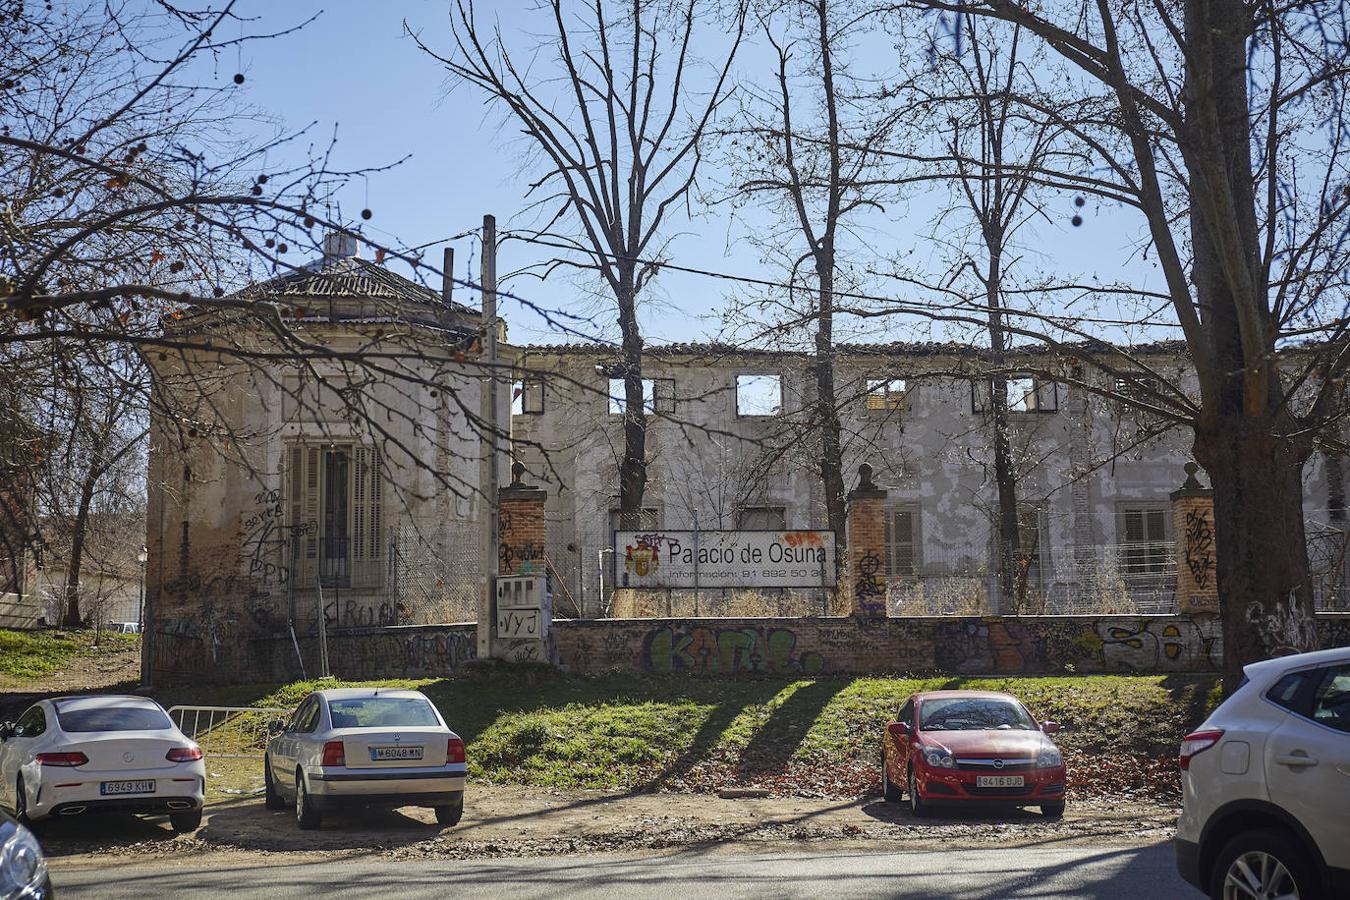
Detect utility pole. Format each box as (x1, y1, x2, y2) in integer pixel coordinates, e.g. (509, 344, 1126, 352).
(478, 215, 499, 659)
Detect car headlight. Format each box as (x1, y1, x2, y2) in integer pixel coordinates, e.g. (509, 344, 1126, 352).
(0, 819, 48, 899)
(1037, 748, 1063, 768)
(923, 749, 955, 769)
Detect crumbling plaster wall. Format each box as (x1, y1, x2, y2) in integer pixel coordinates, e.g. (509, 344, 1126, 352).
(513, 346, 1339, 615)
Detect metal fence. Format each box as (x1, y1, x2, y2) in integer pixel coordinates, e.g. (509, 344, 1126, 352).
(168, 705, 293, 759)
(386, 521, 482, 625)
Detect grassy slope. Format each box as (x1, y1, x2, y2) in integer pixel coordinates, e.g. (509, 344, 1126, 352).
(0, 628, 139, 681)
(156, 670, 1222, 799)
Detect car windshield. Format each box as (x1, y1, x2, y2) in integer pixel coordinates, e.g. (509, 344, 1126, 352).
(919, 697, 1036, 731)
(57, 706, 172, 732)
(328, 698, 439, 729)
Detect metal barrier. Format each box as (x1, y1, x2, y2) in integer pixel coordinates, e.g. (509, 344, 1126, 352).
(168, 705, 293, 759)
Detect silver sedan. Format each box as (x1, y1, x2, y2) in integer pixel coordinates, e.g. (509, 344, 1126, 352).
(264, 688, 467, 829)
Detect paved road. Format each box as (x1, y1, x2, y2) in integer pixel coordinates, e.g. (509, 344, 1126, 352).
(53, 843, 1195, 899)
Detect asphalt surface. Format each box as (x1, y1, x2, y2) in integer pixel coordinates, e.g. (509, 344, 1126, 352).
(52, 843, 1195, 899)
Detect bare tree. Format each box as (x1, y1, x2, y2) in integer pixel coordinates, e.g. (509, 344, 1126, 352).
(723, 0, 896, 569)
(414, 0, 746, 528)
(884, 0, 1350, 685)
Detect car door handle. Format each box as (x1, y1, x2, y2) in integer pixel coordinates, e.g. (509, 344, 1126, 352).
(1275, 754, 1319, 768)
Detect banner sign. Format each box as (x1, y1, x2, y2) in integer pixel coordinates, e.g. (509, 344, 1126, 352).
(614, 530, 837, 589)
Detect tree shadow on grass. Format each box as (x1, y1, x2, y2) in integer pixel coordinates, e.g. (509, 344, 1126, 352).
(1159, 673, 1222, 733)
(733, 678, 849, 779)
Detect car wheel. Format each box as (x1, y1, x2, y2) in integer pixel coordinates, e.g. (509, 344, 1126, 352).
(263, 756, 286, 810)
(908, 766, 931, 819)
(1210, 828, 1320, 900)
(434, 800, 464, 827)
(881, 753, 902, 803)
(1040, 801, 1065, 819)
(14, 778, 40, 831)
(295, 769, 322, 830)
(170, 809, 203, 833)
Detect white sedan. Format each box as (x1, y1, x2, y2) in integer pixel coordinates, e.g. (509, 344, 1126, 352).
(264, 688, 467, 829)
(0, 695, 205, 833)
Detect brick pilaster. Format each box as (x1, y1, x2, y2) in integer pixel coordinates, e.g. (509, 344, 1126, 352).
(498, 462, 547, 576)
(1171, 462, 1218, 614)
(845, 463, 888, 617)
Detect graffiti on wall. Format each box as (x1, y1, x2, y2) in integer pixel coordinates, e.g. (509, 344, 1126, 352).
(338, 629, 476, 679)
(1184, 510, 1215, 589)
(498, 509, 545, 575)
(644, 625, 824, 675)
(1098, 619, 1220, 671)
(854, 551, 886, 616)
(242, 488, 297, 586)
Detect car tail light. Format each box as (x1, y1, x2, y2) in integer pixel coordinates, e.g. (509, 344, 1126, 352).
(1179, 729, 1224, 770)
(321, 740, 346, 767)
(166, 746, 204, 762)
(447, 738, 466, 764)
(37, 752, 88, 767)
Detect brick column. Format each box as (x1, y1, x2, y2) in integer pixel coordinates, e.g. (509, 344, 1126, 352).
(498, 462, 546, 576)
(1171, 462, 1218, 614)
(845, 463, 888, 618)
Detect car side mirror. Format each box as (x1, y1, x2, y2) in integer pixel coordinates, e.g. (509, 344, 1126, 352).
(1041, 721, 1062, 734)
(267, 718, 285, 735)
(887, 721, 909, 741)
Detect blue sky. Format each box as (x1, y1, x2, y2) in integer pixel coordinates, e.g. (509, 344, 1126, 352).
(216, 0, 1169, 348)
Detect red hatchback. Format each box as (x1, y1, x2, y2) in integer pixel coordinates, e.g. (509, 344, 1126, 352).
(880, 690, 1067, 818)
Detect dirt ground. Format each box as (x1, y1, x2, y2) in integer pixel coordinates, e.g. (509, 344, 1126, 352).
(44, 773, 1179, 872)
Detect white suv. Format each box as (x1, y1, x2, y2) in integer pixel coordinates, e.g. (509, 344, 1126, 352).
(1176, 646, 1350, 899)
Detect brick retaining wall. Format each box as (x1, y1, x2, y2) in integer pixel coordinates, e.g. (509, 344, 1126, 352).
(161, 613, 1350, 683)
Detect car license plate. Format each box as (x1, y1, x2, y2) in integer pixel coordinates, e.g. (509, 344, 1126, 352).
(100, 780, 156, 795)
(976, 775, 1024, 788)
(370, 746, 423, 761)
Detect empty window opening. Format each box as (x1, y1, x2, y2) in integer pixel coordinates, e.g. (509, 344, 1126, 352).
(866, 378, 908, 411)
(1008, 377, 1058, 413)
(608, 377, 655, 415)
(736, 374, 782, 417)
(512, 377, 545, 415)
(736, 506, 787, 530)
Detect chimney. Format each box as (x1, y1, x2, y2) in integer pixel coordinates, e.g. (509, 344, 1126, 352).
(322, 231, 360, 263)
(441, 246, 455, 307)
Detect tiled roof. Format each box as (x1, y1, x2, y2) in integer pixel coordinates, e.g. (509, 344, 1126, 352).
(514, 339, 1189, 358)
(235, 255, 479, 317)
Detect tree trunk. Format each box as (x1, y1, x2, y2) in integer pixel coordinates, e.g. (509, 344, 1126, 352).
(815, 260, 847, 576)
(616, 277, 648, 530)
(62, 472, 97, 628)
(1196, 421, 1317, 691)
(1184, 0, 1317, 689)
(984, 248, 1021, 614)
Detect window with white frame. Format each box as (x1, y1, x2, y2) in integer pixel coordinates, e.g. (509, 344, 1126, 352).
(736, 374, 782, 417)
(1117, 503, 1170, 576)
(866, 378, 908, 411)
(288, 444, 384, 589)
(608, 377, 655, 415)
(884, 504, 922, 576)
(736, 506, 787, 530)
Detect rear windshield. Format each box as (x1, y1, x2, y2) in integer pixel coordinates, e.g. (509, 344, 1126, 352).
(920, 698, 1036, 731)
(328, 698, 439, 729)
(57, 706, 172, 733)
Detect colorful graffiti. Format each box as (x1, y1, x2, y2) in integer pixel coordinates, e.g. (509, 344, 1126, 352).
(1183, 510, 1215, 589)
(644, 625, 824, 675)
